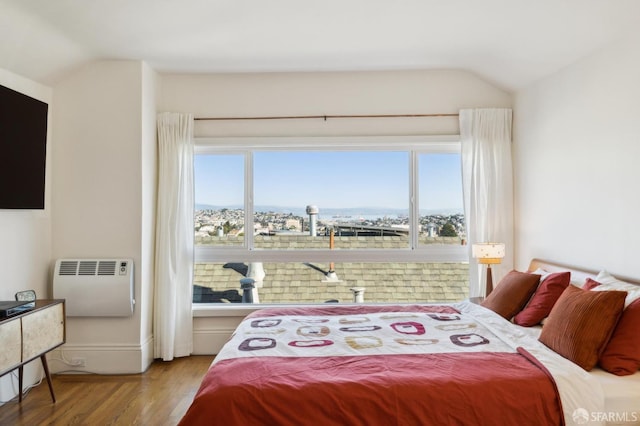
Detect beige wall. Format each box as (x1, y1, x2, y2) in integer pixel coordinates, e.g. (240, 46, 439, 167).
(160, 69, 512, 137)
(4, 26, 638, 375)
(51, 60, 154, 373)
(140, 62, 158, 367)
(0, 68, 52, 301)
(1, 65, 512, 377)
(513, 31, 640, 278)
(0, 68, 53, 403)
(160, 69, 512, 353)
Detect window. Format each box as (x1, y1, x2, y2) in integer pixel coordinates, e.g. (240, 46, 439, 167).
(418, 153, 465, 247)
(194, 136, 468, 304)
(195, 154, 244, 247)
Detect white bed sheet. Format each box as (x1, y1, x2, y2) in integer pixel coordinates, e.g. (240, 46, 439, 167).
(511, 319, 640, 425)
(590, 369, 640, 425)
(456, 301, 606, 426)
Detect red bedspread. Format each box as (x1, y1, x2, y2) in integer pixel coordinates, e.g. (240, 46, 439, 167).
(179, 305, 564, 425)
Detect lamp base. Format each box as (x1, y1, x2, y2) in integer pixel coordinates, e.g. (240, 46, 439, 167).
(485, 266, 493, 297)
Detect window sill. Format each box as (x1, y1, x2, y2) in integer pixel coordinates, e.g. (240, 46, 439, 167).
(192, 303, 354, 317)
(193, 304, 262, 317)
(191, 301, 460, 317)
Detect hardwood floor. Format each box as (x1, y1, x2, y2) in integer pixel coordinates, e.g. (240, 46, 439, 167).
(0, 355, 214, 426)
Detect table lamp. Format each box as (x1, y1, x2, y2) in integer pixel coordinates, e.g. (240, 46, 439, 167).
(472, 242, 505, 297)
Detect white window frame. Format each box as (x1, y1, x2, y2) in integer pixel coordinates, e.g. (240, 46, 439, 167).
(194, 135, 466, 264)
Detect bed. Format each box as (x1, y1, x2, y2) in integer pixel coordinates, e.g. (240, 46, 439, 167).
(179, 259, 640, 426)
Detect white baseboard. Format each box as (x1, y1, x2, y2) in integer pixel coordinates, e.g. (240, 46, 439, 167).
(192, 315, 242, 355)
(140, 334, 154, 371)
(193, 328, 235, 355)
(50, 335, 154, 374)
(47, 324, 234, 373)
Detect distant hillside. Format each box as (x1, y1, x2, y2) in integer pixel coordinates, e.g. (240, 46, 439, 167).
(195, 204, 462, 217)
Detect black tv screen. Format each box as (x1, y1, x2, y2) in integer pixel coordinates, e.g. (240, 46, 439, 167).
(0, 84, 48, 209)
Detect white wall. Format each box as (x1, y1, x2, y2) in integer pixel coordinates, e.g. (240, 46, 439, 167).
(50, 60, 154, 373)
(0, 68, 53, 403)
(513, 31, 640, 278)
(160, 70, 511, 138)
(139, 63, 158, 369)
(160, 69, 513, 353)
(2, 66, 512, 377)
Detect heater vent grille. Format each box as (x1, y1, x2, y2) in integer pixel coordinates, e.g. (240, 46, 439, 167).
(53, 258, 134, 317)
(57, 260, 120, 276)
(78, 261, 97, 275)
(58, 261, 78, 275)
(98, 261, 116, 276)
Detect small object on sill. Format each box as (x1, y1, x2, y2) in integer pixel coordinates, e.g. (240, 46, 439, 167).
(468, 297, 485, 305)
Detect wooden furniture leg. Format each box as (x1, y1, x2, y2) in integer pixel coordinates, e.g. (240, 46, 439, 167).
(40, 355, 56, 403)
(18, 365, 23, 403)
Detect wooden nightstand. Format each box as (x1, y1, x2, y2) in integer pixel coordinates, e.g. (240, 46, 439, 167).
(0, 299, 65, 403)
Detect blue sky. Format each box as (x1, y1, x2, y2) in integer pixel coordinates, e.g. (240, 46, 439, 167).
(195, 151, 463, 213)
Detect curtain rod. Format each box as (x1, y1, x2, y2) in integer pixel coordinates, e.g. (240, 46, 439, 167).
(194, 113, 459, 121)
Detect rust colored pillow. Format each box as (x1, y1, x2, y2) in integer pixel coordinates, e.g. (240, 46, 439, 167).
(582, 278, 601, 290)
(513, 271, 571, 327)
(481, 270, 541, 320)
(599, 299, 640, 375)
(539, 285, 627, 371)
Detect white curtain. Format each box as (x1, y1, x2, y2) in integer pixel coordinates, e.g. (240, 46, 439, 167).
(460, 108, 514, 297)
(154, 112, 194, 361)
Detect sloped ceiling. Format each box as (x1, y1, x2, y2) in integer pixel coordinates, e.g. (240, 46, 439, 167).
(1, 0, 639, 90)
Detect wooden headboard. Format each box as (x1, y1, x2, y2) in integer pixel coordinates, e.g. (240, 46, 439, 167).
(529, 258, 640, 288)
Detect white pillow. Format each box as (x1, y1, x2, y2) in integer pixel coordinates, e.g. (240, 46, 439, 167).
(592, 270, 640, 307)
(531, 268, 552, 281)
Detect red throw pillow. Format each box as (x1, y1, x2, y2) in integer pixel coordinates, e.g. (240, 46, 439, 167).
(514, 271, 571, 326)
(582, 278, 601, 290)
(539, 285, 627, 371)
(599, 298, 640, 375)
(481, 270, 541, 320)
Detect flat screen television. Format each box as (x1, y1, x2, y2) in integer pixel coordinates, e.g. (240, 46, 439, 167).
(0, 84, 48, 209)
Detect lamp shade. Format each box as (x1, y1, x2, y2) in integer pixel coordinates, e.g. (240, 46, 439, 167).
(472, 242, 505, 264)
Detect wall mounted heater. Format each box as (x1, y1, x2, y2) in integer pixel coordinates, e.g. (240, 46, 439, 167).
(53, 258, 134, 317)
